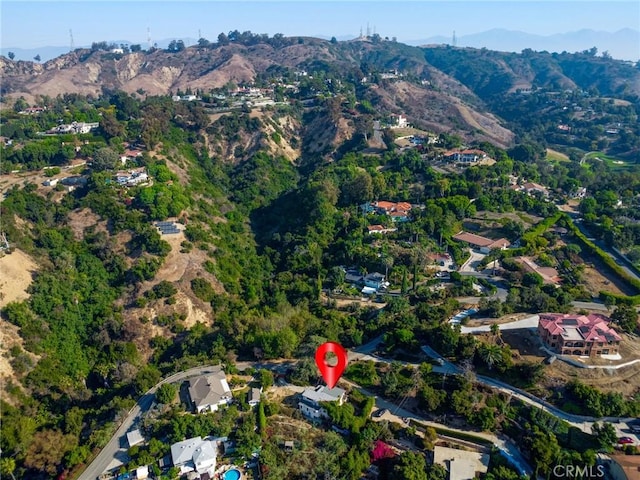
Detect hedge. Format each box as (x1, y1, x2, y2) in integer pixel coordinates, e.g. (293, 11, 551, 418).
(520, 211, 563, 249)
(411, 419, 494, 446)
(562, 214, 640, 305)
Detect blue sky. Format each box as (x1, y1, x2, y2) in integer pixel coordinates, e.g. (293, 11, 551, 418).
(2, 1, 639, 48)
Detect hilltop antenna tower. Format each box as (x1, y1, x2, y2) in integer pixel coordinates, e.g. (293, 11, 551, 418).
(360, 26, 363, 38)
(198, 29, 202, 39)
(147, 27, 152, 49)
(452, 30, 457, 47)
(69, 29, 74, 51)
(366, 22, 370, 38)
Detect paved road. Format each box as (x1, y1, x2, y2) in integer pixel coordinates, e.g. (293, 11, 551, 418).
(344, 379, 533, 477)
(460, 250, 486, 273)
(564, 213, 640, 283)
(372, 120, 384, 146)
(419, 345, 638, 436)
(81, 335, 638, 479)
(77, 365, 224, 480)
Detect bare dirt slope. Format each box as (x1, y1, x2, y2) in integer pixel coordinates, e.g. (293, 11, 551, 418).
(0, 249, 38, 308)
(121, 227, 224, 357)
(372, 81, 514, 148)
(0, 249, 39, 401)
(0, 42, 518, 149)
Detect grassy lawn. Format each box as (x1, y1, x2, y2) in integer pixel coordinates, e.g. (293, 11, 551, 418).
(392, 127, 432, 138)
(546, 148, 570, 162)
(584, 151, 636, 170)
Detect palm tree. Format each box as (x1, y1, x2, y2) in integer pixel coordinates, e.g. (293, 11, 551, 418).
(479, 344, 503, 370)
(490, 323, 501, 343)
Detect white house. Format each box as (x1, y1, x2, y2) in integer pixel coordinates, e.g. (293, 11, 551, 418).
(187, 368, 232, 413)
(170, 436, 217, 475)
(444, 149, 487, 164)
(389, 114, 407, 128)
(364, 272, 386, 289)
(135, 466, 149, 480)
(298, 385, 346, 421)
(43, 178, 59, 187)
(126, 429, 144, 448)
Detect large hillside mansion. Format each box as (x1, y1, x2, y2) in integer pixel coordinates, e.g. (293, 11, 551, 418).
(537, 313, 622, 357)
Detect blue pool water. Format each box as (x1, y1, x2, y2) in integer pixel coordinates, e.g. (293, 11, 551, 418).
(224, 469, 241, 480)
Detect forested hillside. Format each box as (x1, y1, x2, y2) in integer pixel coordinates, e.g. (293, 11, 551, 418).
(1, 35, 639, 479)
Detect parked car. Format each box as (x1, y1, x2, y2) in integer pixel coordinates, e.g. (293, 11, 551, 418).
(618, 437, 634, 444)
(373, 408, 388, 418)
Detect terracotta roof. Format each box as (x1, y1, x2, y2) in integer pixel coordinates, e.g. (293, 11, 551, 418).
(611, 454, 640, 480)
(389, 211, 409, 218)
(374, 201, 396, 210)
(514, 257, 560, 284)
(368, 225, 397, 234)
(538, 313, 622, 342)
(453, 231, 494, 247)
(372, 201, 412, 212)
(453, 232, 509, 249)
(124, 149, 143, 157)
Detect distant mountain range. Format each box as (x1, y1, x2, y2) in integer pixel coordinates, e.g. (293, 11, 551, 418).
(0, 38, 199, 63)
(408, 28, 640, 62)
(2, 29, 639, 63)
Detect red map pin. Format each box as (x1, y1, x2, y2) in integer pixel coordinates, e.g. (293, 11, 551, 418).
(315, 341, 348, 389)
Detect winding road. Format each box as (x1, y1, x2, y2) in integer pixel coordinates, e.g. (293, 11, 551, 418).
(77, 366, 225, 480)
(79, 335, 638, 480)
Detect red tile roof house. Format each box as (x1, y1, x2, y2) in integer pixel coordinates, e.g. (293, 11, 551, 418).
(452, 231, 511, 254)
(371, 201, 412, 222)
(514, 256, 561, 285)
(538, 313, 622, 357)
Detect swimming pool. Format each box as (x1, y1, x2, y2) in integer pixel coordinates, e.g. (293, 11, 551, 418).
(224, 469, 241, 480)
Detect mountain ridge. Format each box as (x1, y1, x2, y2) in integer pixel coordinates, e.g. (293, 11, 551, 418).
(410, 28, 640, 62)
(2, 28, 639, 63)
(2, 36, 639, 150)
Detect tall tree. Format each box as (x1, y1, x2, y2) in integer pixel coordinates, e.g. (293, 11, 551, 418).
(92, 147, 120, 171)
(392, 452, 429, 480)
(610, 305, 639, 333)
(591, 422, 617, 451)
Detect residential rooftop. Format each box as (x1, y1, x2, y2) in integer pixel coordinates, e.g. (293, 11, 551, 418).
(539, 313, 622, 343)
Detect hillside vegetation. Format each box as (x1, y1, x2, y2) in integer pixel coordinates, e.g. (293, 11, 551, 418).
(0, 35, 639, 479)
